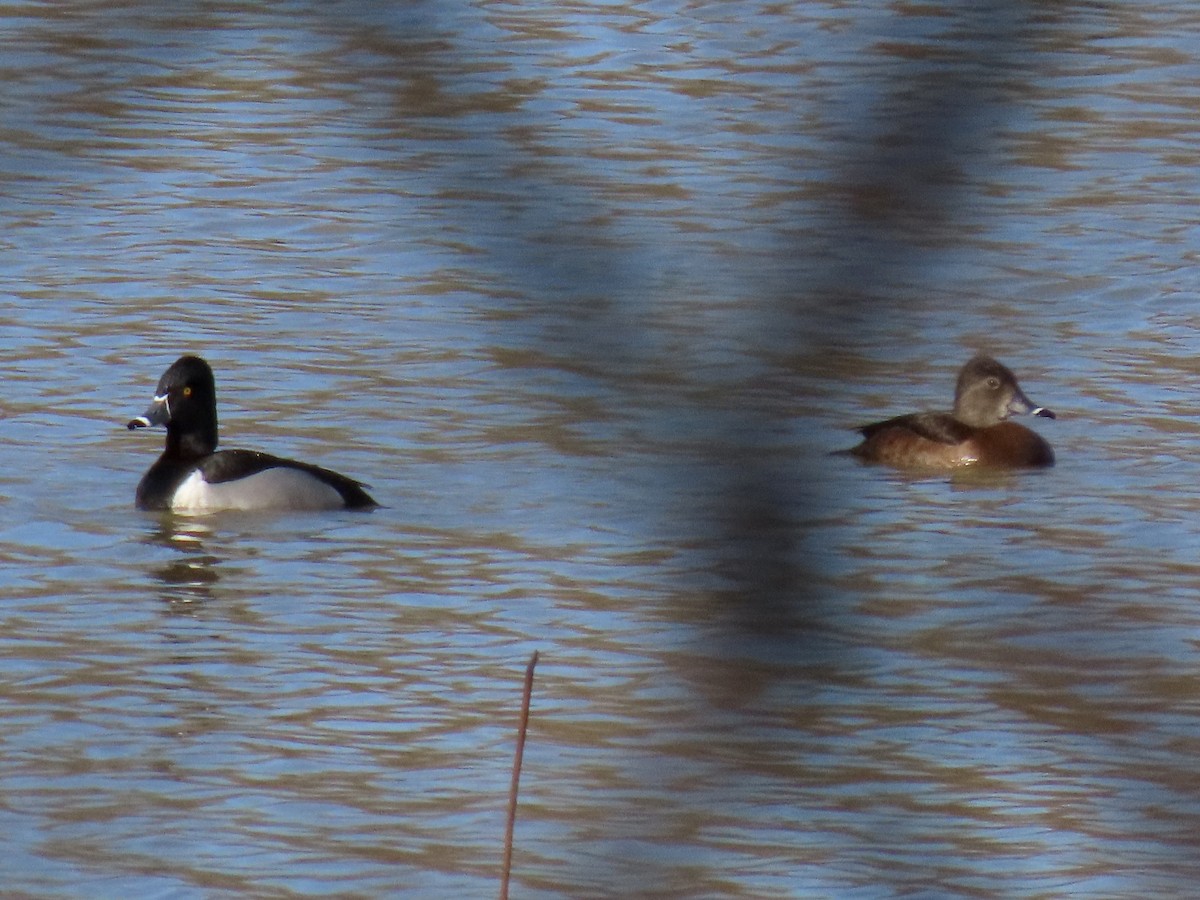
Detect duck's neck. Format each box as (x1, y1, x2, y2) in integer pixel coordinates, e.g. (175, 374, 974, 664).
(165, 421, 218, 460)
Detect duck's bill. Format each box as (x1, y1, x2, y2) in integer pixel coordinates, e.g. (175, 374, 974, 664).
(1008, 389, 1055, 420)
(127, 394, 170, 430)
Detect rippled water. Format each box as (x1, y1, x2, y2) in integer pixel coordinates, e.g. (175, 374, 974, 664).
(1, 0, 1200, 896)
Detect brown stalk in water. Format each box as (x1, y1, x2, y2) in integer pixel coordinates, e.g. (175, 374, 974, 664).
(500, 650, 538, 900)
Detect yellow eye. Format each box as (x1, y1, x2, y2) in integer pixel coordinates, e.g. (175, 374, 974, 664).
(183, 386, 192, 397)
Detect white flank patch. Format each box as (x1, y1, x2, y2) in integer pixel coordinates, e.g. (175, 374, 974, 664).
(171, 468, 345, 513)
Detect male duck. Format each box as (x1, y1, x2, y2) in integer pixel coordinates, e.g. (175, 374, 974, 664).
(848, 355, 1056, 469)
(127, 355, 377, 511)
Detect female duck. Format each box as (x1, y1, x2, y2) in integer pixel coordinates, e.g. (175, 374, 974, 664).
(848, 355, 1056, 469)
(127, 355, 377, 512)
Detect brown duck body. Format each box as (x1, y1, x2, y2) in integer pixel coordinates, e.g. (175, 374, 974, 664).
(848, 356, 1056, 470)
(851, 414, 1054, 469)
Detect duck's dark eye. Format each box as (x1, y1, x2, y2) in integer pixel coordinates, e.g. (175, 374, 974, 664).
(986, 377, 1001, 389)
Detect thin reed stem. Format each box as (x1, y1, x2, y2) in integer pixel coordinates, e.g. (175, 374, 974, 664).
(501, 650, 538, 900)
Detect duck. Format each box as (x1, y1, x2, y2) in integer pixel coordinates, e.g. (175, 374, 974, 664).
(847, 355, 1056, 469)
(127, 355, 378, 511)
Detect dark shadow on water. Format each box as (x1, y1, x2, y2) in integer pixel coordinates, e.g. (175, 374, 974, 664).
(445, 1, 1055, 894)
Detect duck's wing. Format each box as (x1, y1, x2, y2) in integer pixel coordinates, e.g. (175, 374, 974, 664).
(200, 450, 378, 508)
(857, 412, 972, 445)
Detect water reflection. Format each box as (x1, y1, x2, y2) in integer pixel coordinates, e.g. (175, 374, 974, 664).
(141, 518, 221, 607)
